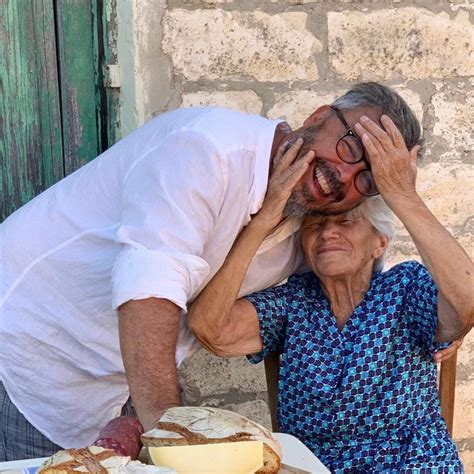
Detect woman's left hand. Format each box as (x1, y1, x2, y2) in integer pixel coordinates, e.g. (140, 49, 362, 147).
(354, 115, 421, 204)
(254, 137, 315, 231)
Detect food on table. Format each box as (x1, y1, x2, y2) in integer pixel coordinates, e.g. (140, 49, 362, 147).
(94, 416, 144, 460)
(149, 440, 264, 473)
(142, 406, 281, 473)
(37, 445, 176, 473)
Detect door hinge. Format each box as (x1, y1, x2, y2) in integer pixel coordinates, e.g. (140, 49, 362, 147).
(104, 64, 121, 88)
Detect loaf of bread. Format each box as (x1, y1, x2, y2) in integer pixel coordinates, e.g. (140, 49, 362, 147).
(37, 445, 176, 473)
(141, 407, 281, 474)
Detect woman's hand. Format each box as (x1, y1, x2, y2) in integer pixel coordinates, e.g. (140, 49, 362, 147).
(433, 338, 464, 364)
(354, 115, 421, 204)
(253, 137, 315, 231)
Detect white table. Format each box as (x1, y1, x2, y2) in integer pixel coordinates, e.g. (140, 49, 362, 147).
(0, 433, 330, 473)
(275, 433, 330, 473)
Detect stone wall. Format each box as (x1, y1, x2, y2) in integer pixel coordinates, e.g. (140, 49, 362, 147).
(116, 0, 473, 469)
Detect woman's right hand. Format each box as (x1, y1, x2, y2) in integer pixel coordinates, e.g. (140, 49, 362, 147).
(253, 137, 315, 231)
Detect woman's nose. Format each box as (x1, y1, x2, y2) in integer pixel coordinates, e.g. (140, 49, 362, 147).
(319, 221, 340, 239)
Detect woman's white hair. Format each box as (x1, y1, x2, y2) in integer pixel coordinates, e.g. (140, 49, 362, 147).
(346, 196, 396, 272)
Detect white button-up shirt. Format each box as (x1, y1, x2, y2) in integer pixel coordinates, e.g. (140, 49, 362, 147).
(0, 107, 303, 448)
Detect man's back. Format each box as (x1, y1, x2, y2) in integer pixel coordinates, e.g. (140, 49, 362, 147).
(0, 106, 302, 448)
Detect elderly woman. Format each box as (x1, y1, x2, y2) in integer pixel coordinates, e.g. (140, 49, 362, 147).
(188, 114, 472, 472)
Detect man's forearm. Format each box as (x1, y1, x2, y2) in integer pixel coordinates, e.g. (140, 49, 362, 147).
(118, 298, 181, 431)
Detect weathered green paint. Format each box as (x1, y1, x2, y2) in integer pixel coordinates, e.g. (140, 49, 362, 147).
(0, 0, 64, 220)
(1, 0, 119, 221)
(55, 0, 102, 175)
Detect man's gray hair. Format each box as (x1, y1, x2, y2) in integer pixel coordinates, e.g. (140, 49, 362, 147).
(347, 196, 396, 272)
(332, 82, 421, 150)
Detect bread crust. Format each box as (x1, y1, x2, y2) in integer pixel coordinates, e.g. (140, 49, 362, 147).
(141, 407, 281, 474)
(37, 447, 119, 473)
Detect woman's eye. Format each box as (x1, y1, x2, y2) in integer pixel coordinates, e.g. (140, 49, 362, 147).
(340, 219, 354, 225)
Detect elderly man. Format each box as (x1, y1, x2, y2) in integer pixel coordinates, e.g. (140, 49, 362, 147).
(0, 82, 450, 461)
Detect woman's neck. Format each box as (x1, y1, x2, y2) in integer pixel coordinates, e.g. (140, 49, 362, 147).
(319, 266, 373, 330)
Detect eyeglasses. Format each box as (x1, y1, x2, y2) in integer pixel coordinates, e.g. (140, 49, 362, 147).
(329, 106, 379, 197)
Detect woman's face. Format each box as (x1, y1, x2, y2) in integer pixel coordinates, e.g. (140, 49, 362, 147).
(301, 213, 388, 279)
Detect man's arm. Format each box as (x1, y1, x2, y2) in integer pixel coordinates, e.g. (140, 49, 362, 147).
(356, 115, 474, 342)
(118, 298, 181, 431)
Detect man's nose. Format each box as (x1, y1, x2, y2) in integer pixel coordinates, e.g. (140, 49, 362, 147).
(335, 160, 364, 185)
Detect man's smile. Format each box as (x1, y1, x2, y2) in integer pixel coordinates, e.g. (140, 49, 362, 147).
(309, 160, 345, 203)
(313, 164, 332, 196)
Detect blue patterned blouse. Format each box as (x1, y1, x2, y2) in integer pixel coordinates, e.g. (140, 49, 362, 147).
(246, 261, 463, 473)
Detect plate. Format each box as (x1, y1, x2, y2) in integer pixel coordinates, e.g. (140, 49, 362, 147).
(0, 433, 330, 473)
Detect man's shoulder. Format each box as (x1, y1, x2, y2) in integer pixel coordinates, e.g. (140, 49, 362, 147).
(150, 106, 270, 130)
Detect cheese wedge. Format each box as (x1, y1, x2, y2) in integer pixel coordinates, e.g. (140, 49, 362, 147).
(149, 440, 264, 474)
(142, 407, 281, 473)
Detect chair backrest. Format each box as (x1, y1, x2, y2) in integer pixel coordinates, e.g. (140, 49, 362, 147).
(264, 351, 458, 436)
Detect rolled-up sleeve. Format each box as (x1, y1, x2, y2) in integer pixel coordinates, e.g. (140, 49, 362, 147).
(112, 249, 210, 310)
(112, 131, 226, 311)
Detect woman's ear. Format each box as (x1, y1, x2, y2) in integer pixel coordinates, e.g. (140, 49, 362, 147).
(373, 234, 389, 260)
(303, 105, 332, 127)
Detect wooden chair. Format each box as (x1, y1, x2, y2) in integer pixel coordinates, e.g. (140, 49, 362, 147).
(265, 351, 458, 435)
(439, 353, 458, 436)
(264, 352, 280, 432)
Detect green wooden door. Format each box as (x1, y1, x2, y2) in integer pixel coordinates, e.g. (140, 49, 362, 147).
(0, 0, 118, 221)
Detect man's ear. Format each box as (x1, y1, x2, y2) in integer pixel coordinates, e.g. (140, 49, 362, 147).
(303, 105, 332, 126)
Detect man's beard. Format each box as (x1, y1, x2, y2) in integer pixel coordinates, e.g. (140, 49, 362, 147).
(283, 188, 356, 218)
(283, 159, 346, 218)
(283, 186, 322, 218)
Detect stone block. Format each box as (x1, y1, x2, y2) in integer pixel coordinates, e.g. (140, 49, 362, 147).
(267, 86, 422, 131)
(411, 162, 473, 231)
(431, 87, 474, 162)
(457, 331, 474, 384)
(163, 10, 321, 81)
(222, 400, 272, 430)
(457, 448, 474, 474)
(181, 90, 263, 114)
(454, 381, 474, 440)
(267, 90, 341, 129)
(328, 8, 473, 81)
(179, 348, 267, 402)
(393, 87, 424, 130)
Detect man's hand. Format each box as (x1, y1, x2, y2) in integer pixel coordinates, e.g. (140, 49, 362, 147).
(118, 298, 182, 431)
(433, 338, 464, 364)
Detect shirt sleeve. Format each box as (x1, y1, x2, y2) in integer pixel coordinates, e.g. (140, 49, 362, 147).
(112, 131, 226, 311)
(244, 283, 291, 364)
(403, 261, 449, 353)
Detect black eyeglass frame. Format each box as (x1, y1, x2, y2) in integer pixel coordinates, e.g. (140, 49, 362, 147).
(329, 105, 379, 197)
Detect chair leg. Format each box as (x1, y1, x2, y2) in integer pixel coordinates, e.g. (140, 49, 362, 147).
(439, 353, 457, 436)
(264, 352, 280, 432)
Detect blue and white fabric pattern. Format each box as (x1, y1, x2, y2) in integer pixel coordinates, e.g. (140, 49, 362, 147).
(246, 261, 463, 473)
